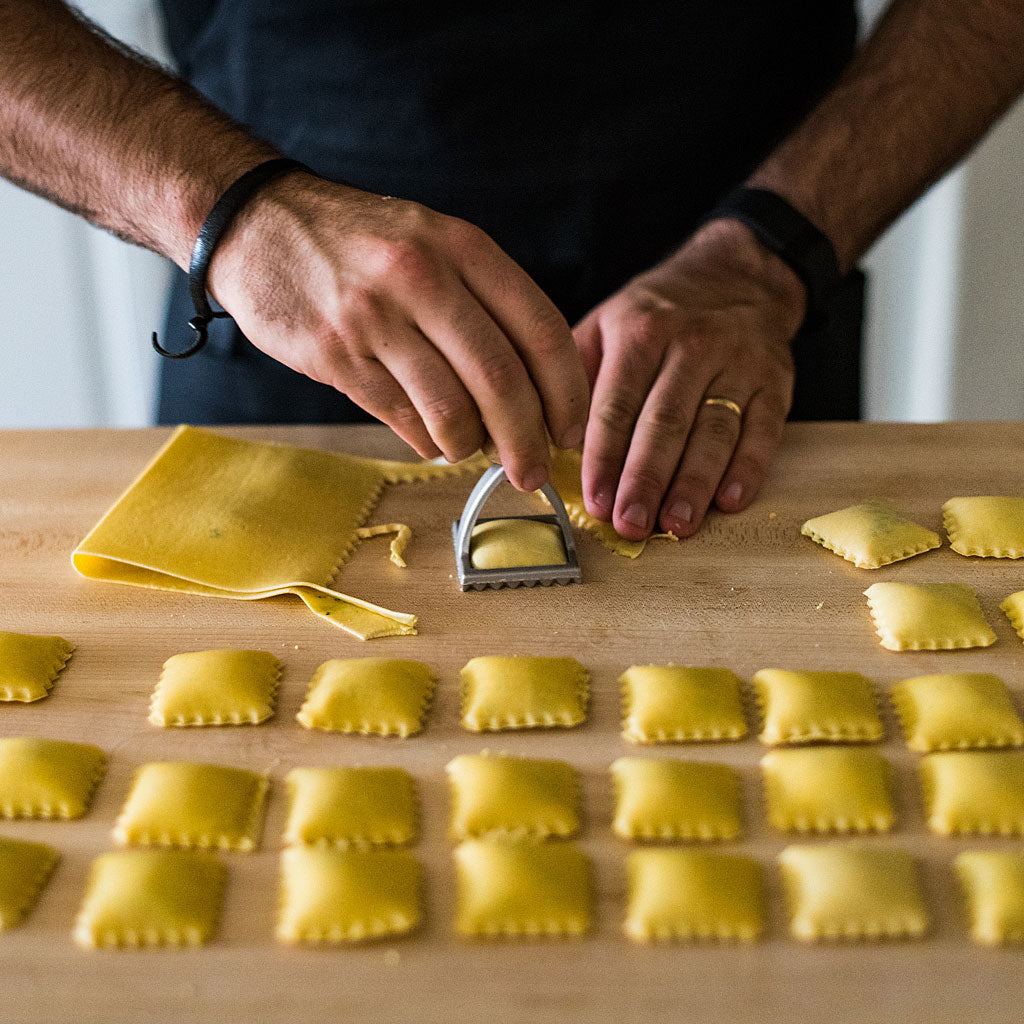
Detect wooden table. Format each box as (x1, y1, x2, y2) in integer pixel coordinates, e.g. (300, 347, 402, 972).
(3, 422, 1024, 1024)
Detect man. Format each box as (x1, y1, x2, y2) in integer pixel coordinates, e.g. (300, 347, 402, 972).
(2, 1, 1022, 542)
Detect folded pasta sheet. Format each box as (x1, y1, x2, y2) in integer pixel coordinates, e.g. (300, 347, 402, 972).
(72, 425, 481, 639)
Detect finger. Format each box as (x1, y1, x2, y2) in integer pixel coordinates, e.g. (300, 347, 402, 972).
(714, 386, 789, 513)
(376, 326, 486, 463)
(580, 323, 662, 523)
(657, 385, 749, 537)
(452, 222, 589, 449)
(571, 310, 603, 391)
(607, 347, 707, 540)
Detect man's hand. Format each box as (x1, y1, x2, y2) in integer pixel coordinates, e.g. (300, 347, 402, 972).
(574, 219, 806, 541)
(208, 173, 589, 490)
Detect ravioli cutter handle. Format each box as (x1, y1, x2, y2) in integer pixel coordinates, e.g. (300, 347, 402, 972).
(455, 463, 507, 567)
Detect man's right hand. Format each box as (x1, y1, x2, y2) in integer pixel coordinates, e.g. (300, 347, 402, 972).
(207, 172, 589, 489)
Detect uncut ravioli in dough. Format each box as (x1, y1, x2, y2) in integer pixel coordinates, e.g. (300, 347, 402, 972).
(863, 582, 996, 651)
(779, 844, 929, 942)
(753, 669, 883, 745)
(761, 748, 895, 834)
(619, 665, 747, 744)
(276, 847, 421, 944)
(0, 631, 73, 703)
(920, 751, 1024, 836)
(956, 851, 1024, 945)
(454, 839, 592, 938)
(891, 673, 1024, 752)
(0, 738, 105, 819)
(801, 500, 940, 569)
(0, 837, 58, 930)
(447, 753, 579, 840)
(297, 658, 435, 737)
(469, 519, 567, 570)
(611, 757, 742, 841)
(113, 762, 268, 851)
(149, 649, 281, 727)
(943, 496, 1024, 558)
(283, 766, 417, 848)
(74, 849, 225, 948)
(624, 849, 764, 943)
(461, 656, 588, 732)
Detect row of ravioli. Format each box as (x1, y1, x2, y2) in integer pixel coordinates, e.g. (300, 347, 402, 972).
(7, 638, 1024, 749)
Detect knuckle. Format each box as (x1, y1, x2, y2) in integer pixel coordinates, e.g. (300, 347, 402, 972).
(702, 410, 741, 445)
(671, 470, 715, 501)
(375, 238, 440, 287)
(595, 391, 640, 434)
(419, 391, 472, 430)
(622, 310, 666, 352)
(643, 401, 690, 437)
(477, 350, 523, 394)
(729, 451, 769, 483)
(621, 465, 670, 500)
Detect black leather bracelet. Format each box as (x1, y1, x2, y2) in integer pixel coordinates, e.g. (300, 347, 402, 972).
(698, 186, 844, 328)
(152, 157, 312, 359)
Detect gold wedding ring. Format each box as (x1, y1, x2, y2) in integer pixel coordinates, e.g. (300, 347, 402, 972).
(702, 396, 743, 418)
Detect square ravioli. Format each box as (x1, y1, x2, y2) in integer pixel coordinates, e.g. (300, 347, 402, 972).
(801, 500, 941, 569)
(447, 753, 579, 840)
(611, 757, 741, 841)
(943, 496, 1024, 558)
(469, 519, 567, 570)
(276, 847, 421, 943)
(1001, 591, 1024, 641)
(149, 648, 281, 727)
(753, 669, 883, 745)
(74, 849, 225, 948)
(619, 665, 747, 744)
(454, 839, 592, 938)
(283, 766, 417, 848)
(863, 582, 996, 651)
(779, 844, 929, 942)
(113, 761, 268, 851)
(0, 837, 58, 930)
(296, 658, 435, 737)
(0, 738, 105, 819)
(624, 849, 764, 943)
(461, 656, 588, 732)
(761, 748, 895, 833)
(891, 673, 1024, 752)
(955, 851, 1024, 945)
(0, 631, 73, 703)
(919, 751, 1024, 835)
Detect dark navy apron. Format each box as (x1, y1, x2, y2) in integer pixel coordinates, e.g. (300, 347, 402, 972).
(156, 1, 862, 424)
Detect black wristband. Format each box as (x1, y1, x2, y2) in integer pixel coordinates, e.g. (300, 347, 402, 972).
(698, 186, 844, 327)
(152, 157, 312, 359)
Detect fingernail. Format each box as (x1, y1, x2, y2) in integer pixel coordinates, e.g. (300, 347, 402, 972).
(668, 501, 692, 526)
(521, 466, 548, 492)
(621, 503, 648, 530)
(721, 482, 743, 505)
(558, 424, 585, 450)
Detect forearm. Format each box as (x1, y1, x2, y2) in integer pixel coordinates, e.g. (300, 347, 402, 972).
(749, 0, 1024, 271)
(0, 0, 275, 266)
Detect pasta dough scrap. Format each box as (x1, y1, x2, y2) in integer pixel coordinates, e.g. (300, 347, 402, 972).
(1000, 591, 1024, 642)
(623, 849, 764, 943)
(761, 747, 895, 834)
(454, 839, 592, 938)
(943, 496, 1024, 558)
(113, 761, 268, 851)
(801, 500, 941, 569)
(919, 751, 1024, 836)
(283, 766, 418, 848)
(296, 658, 435, 737)
(0, 631, 74, 703)
(447, 753, 579, 840)
(469, 519, 567, 570)
(863, 582, 996, 652)
(779, 844, 929, 942)
(955, 851, 1024, 945)
(0, 837, 58, 930)
(74, 849, 225, 948)
(619, 665, 747, 744)
(891, 673, 1024, 752)
(355, 522, 412, 568)
(461, 655, 589, 732)
(753, 669, 883, 745)
(0, 738, 105, 819)
(611, 757, 742, 841)
(148, 648, 282, 727)
(276, 847, 421, 944)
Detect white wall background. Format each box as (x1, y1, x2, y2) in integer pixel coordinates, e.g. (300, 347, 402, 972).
(0, 0, 1021, 427)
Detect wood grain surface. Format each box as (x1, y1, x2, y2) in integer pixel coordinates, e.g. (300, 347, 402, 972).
(2, 422, 1024, 1024)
